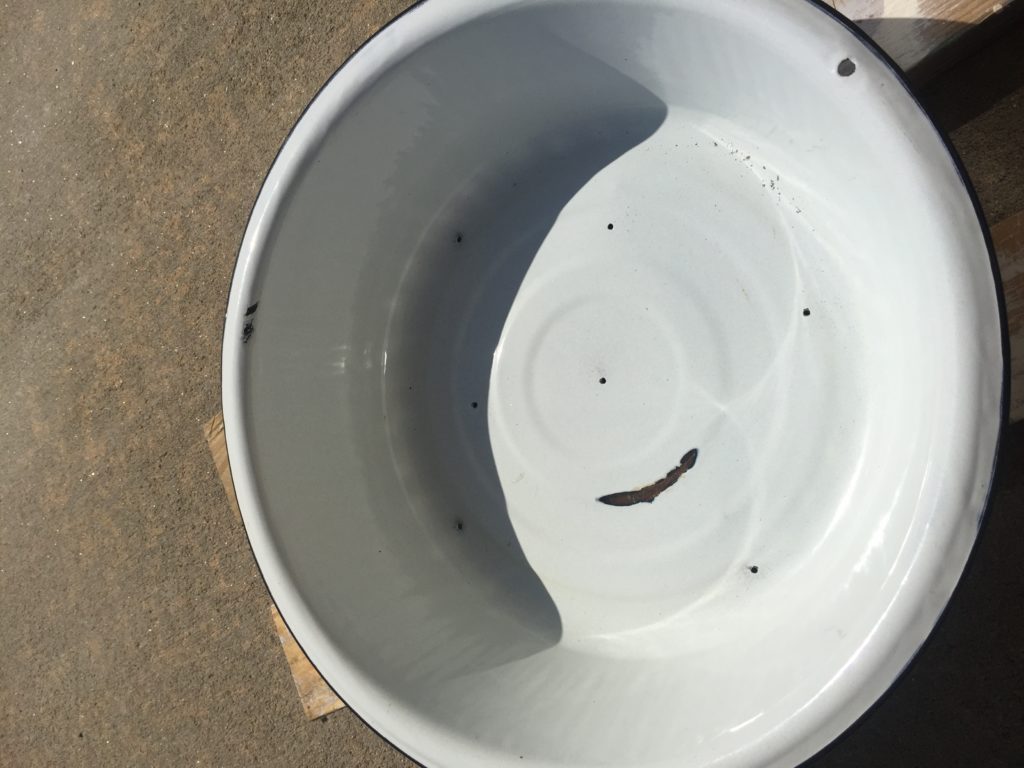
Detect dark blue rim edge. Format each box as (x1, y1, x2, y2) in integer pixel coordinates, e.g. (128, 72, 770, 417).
(218, 2, 1012, 766)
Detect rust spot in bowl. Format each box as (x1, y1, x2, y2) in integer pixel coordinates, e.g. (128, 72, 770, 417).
(598, 449, 698, 507)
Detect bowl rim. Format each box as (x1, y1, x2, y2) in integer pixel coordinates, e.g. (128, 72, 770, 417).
(220, 1, 1010, 765)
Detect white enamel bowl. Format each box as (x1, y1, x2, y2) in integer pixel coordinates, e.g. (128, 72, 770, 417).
(222, 1, 1006, 766)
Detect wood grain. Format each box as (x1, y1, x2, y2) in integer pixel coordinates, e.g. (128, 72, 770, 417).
(202, 412, 240, 521)
(835, 0, 1018, 74)
(203, 412, 345, 719)
(993, 210, 1024, 423)
(270, 604, 346, 719)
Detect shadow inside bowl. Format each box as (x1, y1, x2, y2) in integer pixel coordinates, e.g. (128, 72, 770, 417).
(241, 11, 671, 698)
(373, 26, 670, 681)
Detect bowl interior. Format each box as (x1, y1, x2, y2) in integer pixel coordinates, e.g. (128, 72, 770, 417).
(226, 1, 1003, 766)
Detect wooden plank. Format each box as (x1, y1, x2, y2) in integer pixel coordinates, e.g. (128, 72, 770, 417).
(270, 604, 347, 719)
(993, 210, 1024, 423)
(835, 0, 1020, 77)
(203, 412, 241, 521)
(203, 413, 346, 720)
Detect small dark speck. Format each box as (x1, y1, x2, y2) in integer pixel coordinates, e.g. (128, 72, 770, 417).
(713, 141, 718, 146)
(803, 308, 811, 317)
(455, 520, 464, 531)
(607, 223, 614, 230)
(245, 302, 259, 317)
(750, 565, 759, 574)
(838, 58, 856, 77)
(471, 402, 479, 409)
(78, 733, 84, 739)
(599, 377, 607, 384)
(242, 321, 254, 343)
(455, 233, 463, 243)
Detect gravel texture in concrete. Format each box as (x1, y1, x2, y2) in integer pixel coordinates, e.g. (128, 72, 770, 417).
(1, 3, 1021, 767)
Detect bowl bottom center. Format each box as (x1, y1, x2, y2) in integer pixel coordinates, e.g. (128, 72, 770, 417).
(386, 112, 869, 652)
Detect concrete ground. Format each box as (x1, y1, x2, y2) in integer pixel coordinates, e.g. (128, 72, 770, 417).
(1, 3, 1021, 766)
